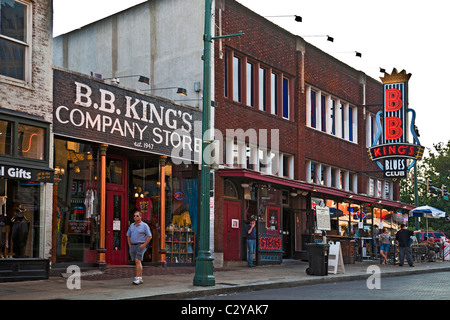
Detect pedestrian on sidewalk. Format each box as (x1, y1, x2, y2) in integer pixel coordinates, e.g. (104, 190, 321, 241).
(379, 228, 391, 265)
(127, 211, 152, 285)
(246, 217, 256, 267)
(395, 224, 420, 267)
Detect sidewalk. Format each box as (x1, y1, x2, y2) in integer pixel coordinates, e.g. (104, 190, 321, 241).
(1, 259, 450, 300)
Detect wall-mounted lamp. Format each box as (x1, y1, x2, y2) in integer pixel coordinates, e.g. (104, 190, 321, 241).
(290, 192, 298, 197)
(54, 166, 65, 176)
(103, 75, 150, 85)
(241, 183, 250, 188)
(264, 15, 302, 22)
(302, 35, 334, 42)
(301, 191, 309, 196)
(142, 87, 187, 96)
(334, 51, 362, 58)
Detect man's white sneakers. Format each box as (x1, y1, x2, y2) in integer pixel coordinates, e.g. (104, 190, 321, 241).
(133, 277, 143, 285)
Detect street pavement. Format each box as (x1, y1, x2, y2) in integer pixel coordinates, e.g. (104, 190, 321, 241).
(1, 259, 450, 300)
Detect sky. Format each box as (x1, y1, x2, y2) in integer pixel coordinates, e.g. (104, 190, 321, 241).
(53, 0, 450, 152)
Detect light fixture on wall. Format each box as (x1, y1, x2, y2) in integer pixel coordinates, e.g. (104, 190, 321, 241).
(142, 87, 187, 96)
(264, 15, 302, 22)
(54, 166, 65, 176)
(103, 75, 150, 85)
(302, 35, 334, 42)
(334, 51, 362, 58)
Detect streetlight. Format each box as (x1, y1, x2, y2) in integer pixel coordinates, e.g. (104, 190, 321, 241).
(193, 0, 216, 287)
(193, 0, 243, 287)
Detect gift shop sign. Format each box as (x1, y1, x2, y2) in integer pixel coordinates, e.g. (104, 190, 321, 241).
(367, 69, 424, 180)
(0, 163, 54, 182)
(53, 69, 202, 162)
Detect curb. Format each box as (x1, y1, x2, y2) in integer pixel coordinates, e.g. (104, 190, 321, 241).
(118, 265, 450, 300)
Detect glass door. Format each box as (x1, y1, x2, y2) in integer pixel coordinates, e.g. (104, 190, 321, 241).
(106, 190, 126, 265)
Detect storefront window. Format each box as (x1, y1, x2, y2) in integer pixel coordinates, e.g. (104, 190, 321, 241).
(18, 124, 45, 160)
(0, 115, 48, 162)
(129, 158, 198, 264)
(0, 120, 13, 155)
(0, 179, 44, 259)
(54, 138, 100, 264)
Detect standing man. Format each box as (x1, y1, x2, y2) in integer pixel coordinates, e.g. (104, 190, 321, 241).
(395, 224, 420, 267)
(127, 211, 152, 285)
(246, 218, 256, 267)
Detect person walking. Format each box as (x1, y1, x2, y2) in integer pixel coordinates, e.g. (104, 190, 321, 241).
(378, 228, 391, 265)
(127, 211, 152, 285)
(395, 224, 420, 267)
(246, 218, 256, 267)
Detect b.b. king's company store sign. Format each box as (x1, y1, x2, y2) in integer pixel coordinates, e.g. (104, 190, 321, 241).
(367, 69, 424, 180)
(53, 69, 202, 162)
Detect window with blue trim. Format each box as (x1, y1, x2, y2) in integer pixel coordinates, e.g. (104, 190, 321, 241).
(310, 90, 316, 128)
(282, 77, 289, 119)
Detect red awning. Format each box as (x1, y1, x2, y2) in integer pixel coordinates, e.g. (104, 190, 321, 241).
(217, 168, 415, 211)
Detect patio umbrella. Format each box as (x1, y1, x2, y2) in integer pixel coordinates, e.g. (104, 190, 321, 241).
(409, 205, 446, 219)
(409, 205, 447, 234)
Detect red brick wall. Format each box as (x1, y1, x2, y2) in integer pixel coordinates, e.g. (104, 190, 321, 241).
(213, 0, 398, 256)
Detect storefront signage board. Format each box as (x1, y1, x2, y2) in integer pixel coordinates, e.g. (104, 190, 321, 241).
(367, 68, 424, 180)
(53, 69, 202, 163)
(316, 206, 331, 231)
(0, 163, 54, 183)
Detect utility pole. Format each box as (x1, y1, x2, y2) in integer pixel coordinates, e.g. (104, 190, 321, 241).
(414, 162, 419, 230)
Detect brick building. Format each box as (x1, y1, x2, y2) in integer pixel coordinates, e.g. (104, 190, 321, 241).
(213, 0, 413, 265)
(51, 0, 414, 268)
(0, 0, 54, 280)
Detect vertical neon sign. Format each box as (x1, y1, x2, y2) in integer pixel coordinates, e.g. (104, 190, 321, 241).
(368, 68, 424, 180)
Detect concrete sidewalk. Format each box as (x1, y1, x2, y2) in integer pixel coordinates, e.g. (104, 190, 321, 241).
(1, 259, 450, 300)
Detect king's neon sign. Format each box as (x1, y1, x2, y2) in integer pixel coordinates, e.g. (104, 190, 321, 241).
(367, 68, 424, 180)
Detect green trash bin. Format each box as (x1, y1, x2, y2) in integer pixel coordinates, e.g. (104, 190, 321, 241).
(306, 243, 329, 276)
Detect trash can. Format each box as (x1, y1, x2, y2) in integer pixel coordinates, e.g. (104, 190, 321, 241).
(305, 243, 329, 276)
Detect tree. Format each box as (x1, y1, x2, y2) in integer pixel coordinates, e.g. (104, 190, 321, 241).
(400, 140, 450, 233)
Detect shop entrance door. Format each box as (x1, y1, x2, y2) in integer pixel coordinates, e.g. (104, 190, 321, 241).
(105, 155, 128, 265)
(282, 208, 293, 258)
(106, 190, 127, 265)
(224, 200, 241, 261)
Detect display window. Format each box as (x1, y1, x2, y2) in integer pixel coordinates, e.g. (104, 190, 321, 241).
(54, 138, 100, 264)
(0, 179, 45, 259)
(0, 114, 49, 163)
(129, 158, 198, 264)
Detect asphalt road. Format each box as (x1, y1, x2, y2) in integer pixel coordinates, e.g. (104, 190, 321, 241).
(194, 271, 450, 300)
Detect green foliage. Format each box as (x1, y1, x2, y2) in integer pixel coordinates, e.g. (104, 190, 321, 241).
(400, 141, 450, 233)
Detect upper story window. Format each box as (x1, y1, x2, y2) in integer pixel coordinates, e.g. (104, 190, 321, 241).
(306, 85, 358, 143)
(233, 55, 241, 102)
(366, 113, 382, 147)
(258, 67, 266, 111)
(0, 0, 31, 83)
(282, 77, 290, 119)
(224, 50, 292, 120)
(246, 61, 254, 107)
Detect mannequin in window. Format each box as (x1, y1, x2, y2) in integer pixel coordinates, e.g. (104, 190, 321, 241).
(11, 206, 30, 258)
